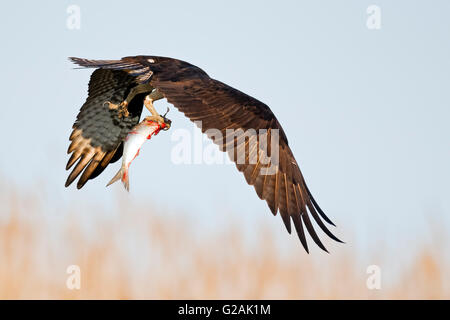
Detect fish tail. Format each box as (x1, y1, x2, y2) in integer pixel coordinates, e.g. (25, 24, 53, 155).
(106, 166, 129, 192)
(106, 168, 122, 187)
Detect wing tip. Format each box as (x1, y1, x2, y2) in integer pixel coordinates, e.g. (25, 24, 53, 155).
(301, 237, 310, 254)
(65, 175, 74, 188)
(68, 57, 84, 66)
(280, 214, 292, 234)
(304, 183, 336, 226)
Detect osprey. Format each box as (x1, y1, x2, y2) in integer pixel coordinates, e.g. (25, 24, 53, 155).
(66, 55, 342, 252)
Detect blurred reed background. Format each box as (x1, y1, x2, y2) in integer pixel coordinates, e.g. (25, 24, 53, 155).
(0, 182, 448, 300)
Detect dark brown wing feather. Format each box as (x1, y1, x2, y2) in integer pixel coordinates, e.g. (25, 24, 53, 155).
(65, 68, 147, 189)
(69, 56, 342, 252)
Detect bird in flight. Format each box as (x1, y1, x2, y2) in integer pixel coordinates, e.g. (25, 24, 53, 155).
(66, 55, 342, 253)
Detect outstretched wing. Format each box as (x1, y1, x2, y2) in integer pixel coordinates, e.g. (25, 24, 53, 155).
(69, 56, 342, 252)
(66, 68, 148, 189)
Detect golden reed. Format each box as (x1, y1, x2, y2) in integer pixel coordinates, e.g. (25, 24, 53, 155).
(0, 186, 448, 299)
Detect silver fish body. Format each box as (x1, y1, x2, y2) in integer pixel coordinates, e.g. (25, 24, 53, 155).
(107, 117, 164, 191)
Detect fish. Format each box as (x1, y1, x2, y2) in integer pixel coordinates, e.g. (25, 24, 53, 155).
(107, 116, 169, 191)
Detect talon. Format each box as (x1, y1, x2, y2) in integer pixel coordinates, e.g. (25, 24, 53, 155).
(162, 107, 171, 130)
(145, 114, 171, 131)
(104, 101, 118, 109)
(118, 102, 130, 118)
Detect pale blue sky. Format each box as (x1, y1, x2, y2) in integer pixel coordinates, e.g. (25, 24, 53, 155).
(0, 1, 449, 256)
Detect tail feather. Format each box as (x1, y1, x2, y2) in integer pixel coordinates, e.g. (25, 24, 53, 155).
(106, 167, 129, 192)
